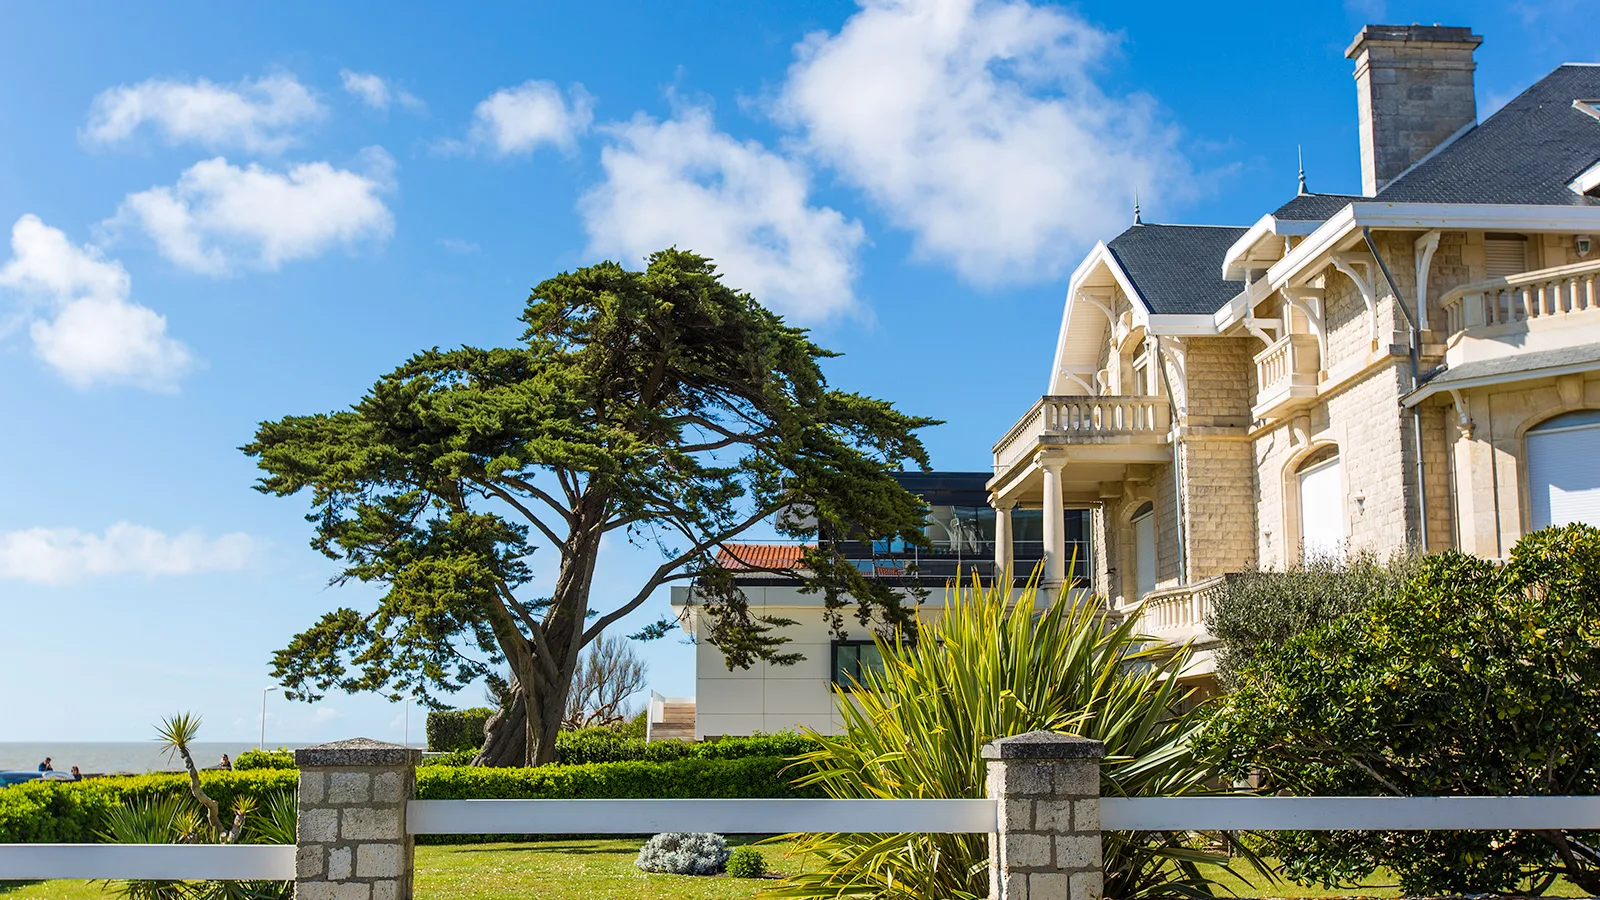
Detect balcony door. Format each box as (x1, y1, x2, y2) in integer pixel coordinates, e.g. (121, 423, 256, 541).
(1526, 410, 1600, 530)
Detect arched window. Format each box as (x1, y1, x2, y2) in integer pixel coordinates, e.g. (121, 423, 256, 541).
(1131, 501, 1156, 601)
(1526, 410, 1600, 530)
(1296, 446, 1345, 560)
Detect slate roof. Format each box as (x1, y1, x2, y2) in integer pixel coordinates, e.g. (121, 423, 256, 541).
(1375, 64, 1600, 206)
(1272, 192, 1364, 222)
(1417, 343, 1600, 392)
(1105, 224, 1248, 315)
(714, 543, 810, 571)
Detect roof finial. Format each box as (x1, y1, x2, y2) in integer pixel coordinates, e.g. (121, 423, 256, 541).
(1297, 145, 1307, 195)
(1133, 190, 1143, 225)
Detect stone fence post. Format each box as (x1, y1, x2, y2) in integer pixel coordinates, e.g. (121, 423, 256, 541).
(294, 738, 421, 900)
(982, 731, 1105, 900)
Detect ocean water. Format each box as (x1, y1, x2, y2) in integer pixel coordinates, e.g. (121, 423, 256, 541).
(0, 742, 317, 775)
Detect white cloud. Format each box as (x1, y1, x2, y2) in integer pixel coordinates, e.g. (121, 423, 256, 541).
(340, 70, 424, 113)
(0, 215, 192, 390)
(84, 74, 324, 154)
(111, 150, 396, 275)
(437, 237, 481, 254)
(466, 81, 593, 156)
(775, 0, 1196, 284)
(0, 522, 258, 585)
(579, 107, 865, 322)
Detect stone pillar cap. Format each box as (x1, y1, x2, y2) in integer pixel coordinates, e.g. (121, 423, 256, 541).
(981, 730, 1105, 760)
(295, 737, 423, 768)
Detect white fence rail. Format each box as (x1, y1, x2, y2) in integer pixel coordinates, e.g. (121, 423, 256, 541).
(0, 843, 296, 881)
(1102, 796, 1600, 831)
(407, 798, 997, 834)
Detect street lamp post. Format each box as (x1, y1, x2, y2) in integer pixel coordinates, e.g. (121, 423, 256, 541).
(260, 686, 278, 751)
(404, 697, 411, 749)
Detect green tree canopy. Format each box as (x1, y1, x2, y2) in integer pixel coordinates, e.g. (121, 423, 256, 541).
(245, 249, 937, 765)
(1199, 524, 1600, 895)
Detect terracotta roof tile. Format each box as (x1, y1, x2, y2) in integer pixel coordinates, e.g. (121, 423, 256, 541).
(715, 543, 811, 571)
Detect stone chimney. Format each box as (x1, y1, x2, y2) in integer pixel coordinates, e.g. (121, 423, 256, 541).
(1346, 24, 1482, 196)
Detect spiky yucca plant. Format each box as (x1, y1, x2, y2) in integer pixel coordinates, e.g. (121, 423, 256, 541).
(768, 571, 1258, 900)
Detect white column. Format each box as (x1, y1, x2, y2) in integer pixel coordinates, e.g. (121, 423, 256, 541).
(1042, 461, 1065, 585)
(994, 502, 1013, 576)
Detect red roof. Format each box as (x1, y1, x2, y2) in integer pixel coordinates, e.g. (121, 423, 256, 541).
(714, 543, 811, 571)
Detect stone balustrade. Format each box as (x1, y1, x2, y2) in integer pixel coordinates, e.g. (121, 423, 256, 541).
(1440, 258, 1600, 337)
(993, 396, 1170, 473)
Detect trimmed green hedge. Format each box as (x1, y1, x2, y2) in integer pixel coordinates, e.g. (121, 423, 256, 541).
(425, 707, 823, 764)
(415, 755, 814, 800)
(555, 730, 820, 765)
(0, 757, 812, 843)
(427, 708, 493, 752)
(235, 748, 296, 770)
(0, 770, 299, 843)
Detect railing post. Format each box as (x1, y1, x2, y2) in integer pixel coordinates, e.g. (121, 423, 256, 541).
(295, 738, 422, 900)
(983, 730, 1105, 900)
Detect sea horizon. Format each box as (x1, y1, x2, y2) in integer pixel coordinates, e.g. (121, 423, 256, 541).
(0, 741, 421, 775)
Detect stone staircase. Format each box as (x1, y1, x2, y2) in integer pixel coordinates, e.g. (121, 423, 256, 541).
(646, 692, 696, 742)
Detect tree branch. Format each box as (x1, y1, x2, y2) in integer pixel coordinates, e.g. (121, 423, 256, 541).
(468, 476, 568, 548)
(582, 503, 782, 644)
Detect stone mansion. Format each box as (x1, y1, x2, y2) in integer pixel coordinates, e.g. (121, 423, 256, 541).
(660, 24, 1600, 738)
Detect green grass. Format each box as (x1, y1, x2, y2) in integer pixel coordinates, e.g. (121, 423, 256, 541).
(2, 839, 1591, 899)
(0, 837, 804, 900)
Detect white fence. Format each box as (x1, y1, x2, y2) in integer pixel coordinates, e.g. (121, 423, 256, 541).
(8, 795, 1600, 881)
(0, 843, 295, 880)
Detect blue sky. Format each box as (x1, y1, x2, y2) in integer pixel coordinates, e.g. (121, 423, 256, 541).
(1, 0, 1595, 745)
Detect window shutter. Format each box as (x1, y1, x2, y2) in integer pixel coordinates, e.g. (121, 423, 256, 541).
(1298, 457, 1346, 560)
(1485, 238, 1527, 279)
(1133, 511, 1156, 600)
(1526, 423, 1600, 530)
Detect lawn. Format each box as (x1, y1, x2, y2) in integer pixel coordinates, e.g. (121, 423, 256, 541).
(2, 838, 1591, 899)
(0, 837, 803, 900)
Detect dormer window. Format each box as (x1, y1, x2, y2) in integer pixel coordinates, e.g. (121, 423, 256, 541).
(1570, 159, 1600, 197)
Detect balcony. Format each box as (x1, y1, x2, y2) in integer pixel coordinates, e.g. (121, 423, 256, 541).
(992, 395, 1171, 474)
(1252, 333, 1320, 417)
(1440, 259, 1600, 338)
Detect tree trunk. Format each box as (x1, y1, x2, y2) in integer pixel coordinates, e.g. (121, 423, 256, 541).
(472, 687, 527, 767)
(473, 661, 576, 767)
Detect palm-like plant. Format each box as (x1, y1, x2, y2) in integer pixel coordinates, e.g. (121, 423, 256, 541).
(768, 571, 1259, 900)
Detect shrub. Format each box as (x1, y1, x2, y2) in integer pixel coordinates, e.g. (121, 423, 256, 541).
(726, 846, 765, 878)
(426, 707, 494, 753)
(1200, 524, 1600, 896)
(635, 832, 730, 875)
(234, 748, 295, 770)
(778, 572, 1260, 900)
(1204, 550, 1415, 687)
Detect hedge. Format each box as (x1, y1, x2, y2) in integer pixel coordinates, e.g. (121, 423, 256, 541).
(235, 748, 296, 770)
(0, 769, 299, 843)
(427, 708, 493, 752)
(0, 757, 812, 843)
(425, 707, 822, 763)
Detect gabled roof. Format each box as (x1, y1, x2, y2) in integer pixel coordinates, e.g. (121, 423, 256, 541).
(714, 543, 809, 571)
(1105, 223, 1248, 315)
(1375, 64, 1600, 206)
(1272, 192, 1364, 222)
